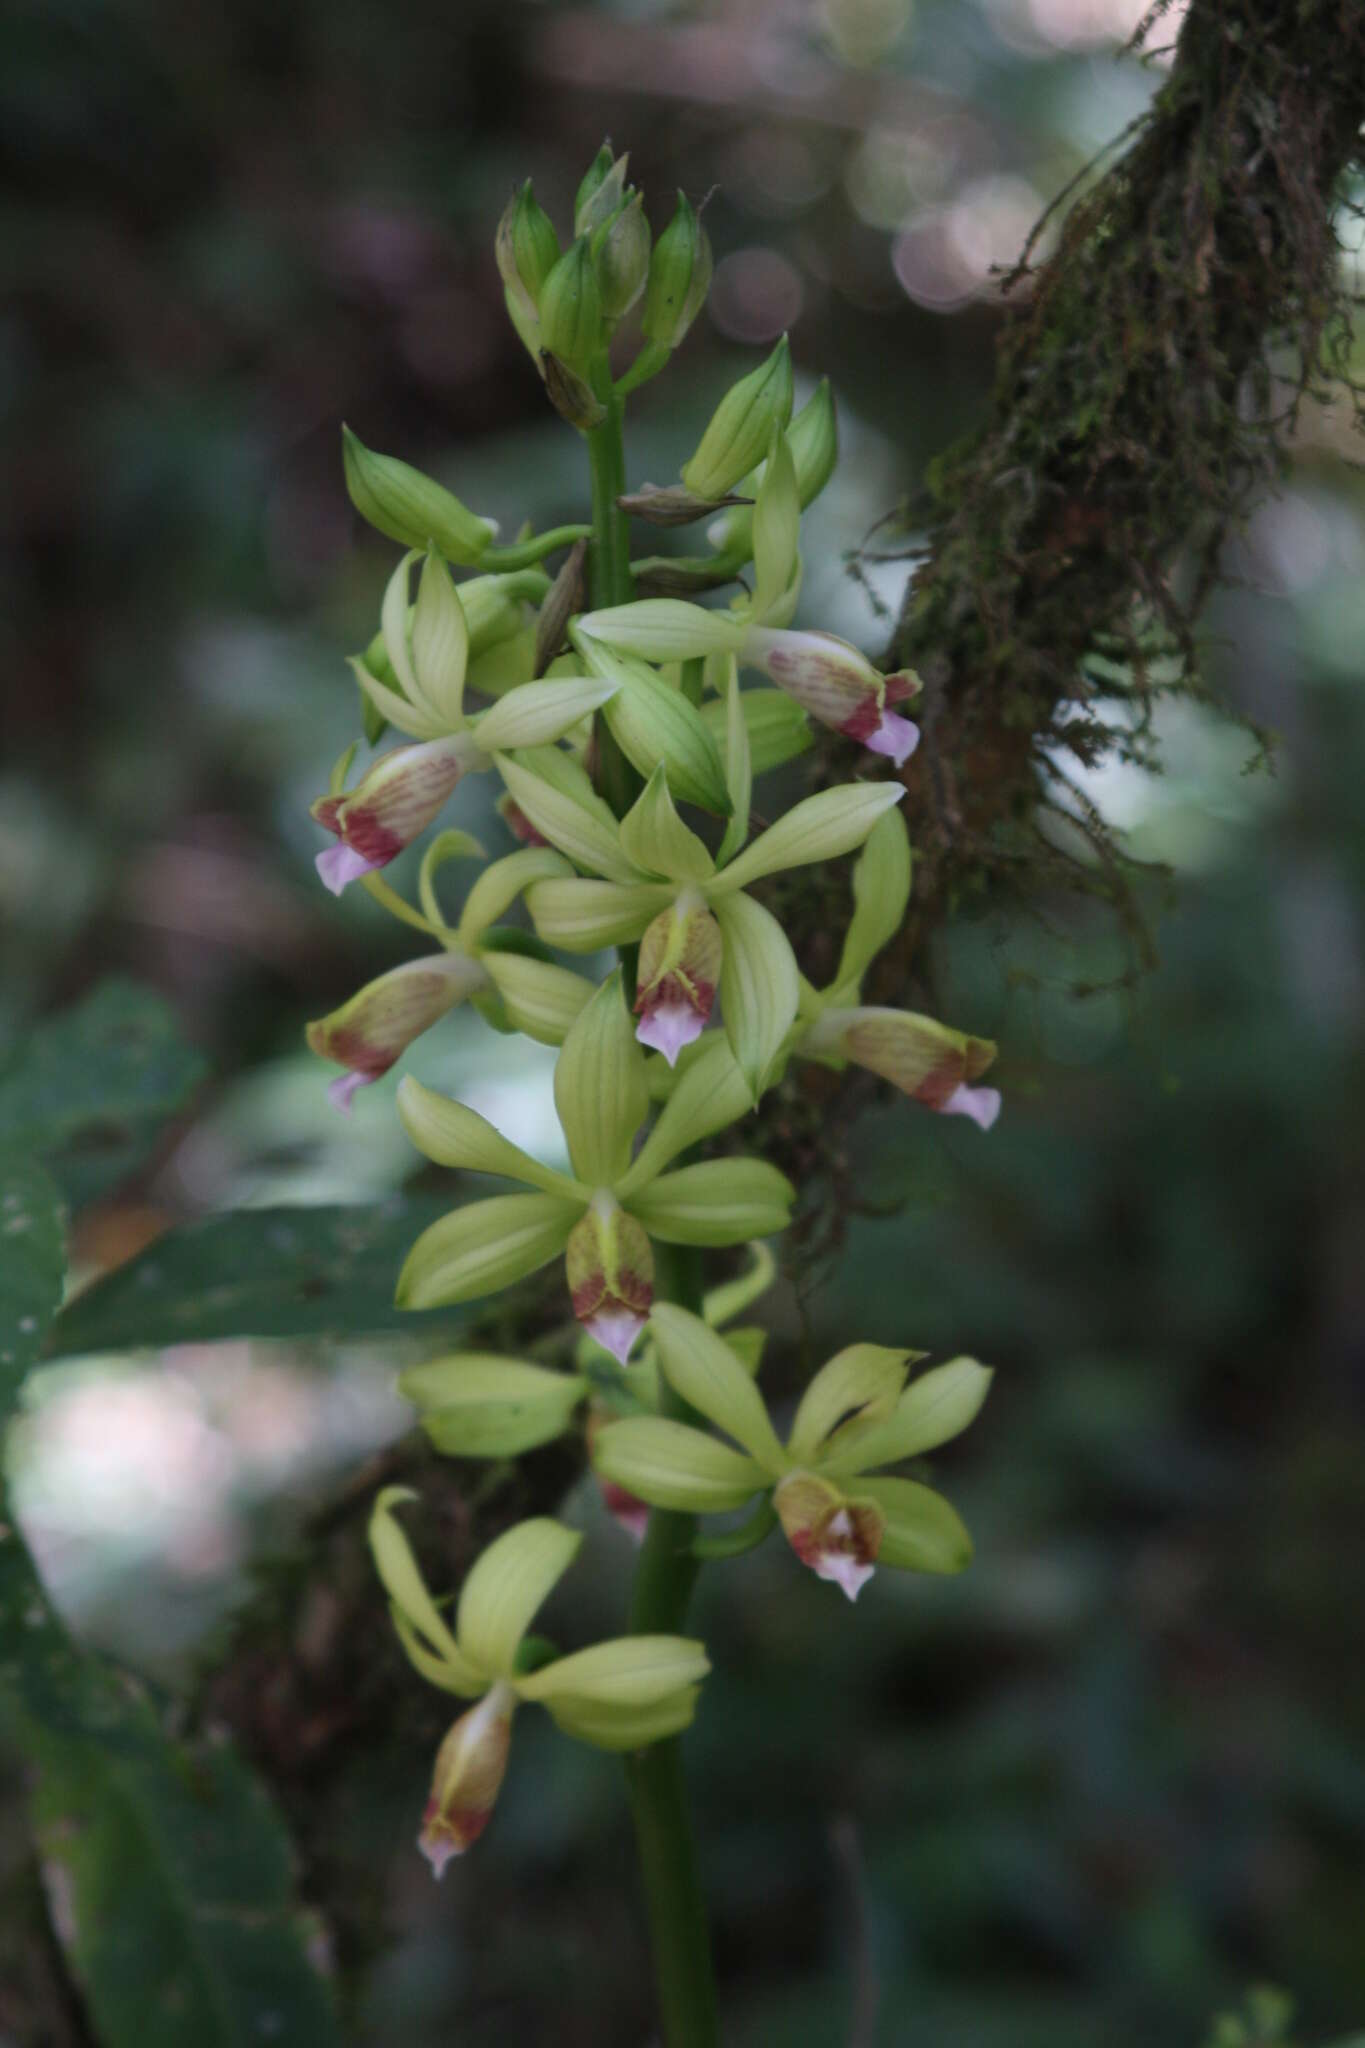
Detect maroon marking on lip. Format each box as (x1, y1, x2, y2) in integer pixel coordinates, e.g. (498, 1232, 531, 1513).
(634, 971, 715, 1024)
(325, 1025, 396, 1080)
(911, 1060, 967, 1111)
(337, 807, 405, 863)
(837, 697, 881, 744)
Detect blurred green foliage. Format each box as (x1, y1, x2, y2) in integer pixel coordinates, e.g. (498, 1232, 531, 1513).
(2, 0, 1363, 2044)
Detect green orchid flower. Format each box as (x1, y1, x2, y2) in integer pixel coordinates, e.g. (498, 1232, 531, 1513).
(592, 1304, 992, 1600)
(497, 668, 904, 1096)
(395, 974, 793, 1362)
(313, 545, 618, 895)
(370, 1495, 708, 1871)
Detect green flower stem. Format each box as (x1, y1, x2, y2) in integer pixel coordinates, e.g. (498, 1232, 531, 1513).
(480, 523, 592, 570)
(588, 369, 644, 983)
(586, 386, 632, 609)
(584, 373, 719, 2041)
(624, 1244, 718, 2048)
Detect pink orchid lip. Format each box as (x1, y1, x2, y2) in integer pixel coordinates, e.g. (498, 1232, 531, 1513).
(862, 711, 920, 768)
(419, 1801, 491, 1879)
(635, 1001, 706, 1067)
(811, 1548, 876, 1602)
(585, 1308, 647, 1367)
(316, 842, 381, 895)
(418, 1824, 462, 1881)
(327, 1070, 371, 1116)
(941, 1084, 1001, 1131)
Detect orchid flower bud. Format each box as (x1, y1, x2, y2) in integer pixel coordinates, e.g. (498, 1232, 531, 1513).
(420, 1683, 517, 1876)
(641, 191, 713, 351)
(496, 180, 560, 318)
(540, 350, 608, 432)
(306, 952, 490, 1113)
(574, 144, 629, 238)
(566, 1191, 654, 1365)
(539, 239, 604, 378)
(803, 1008, 1000, 1128)
(634, 889, 723, 1065)
(341, 426, 497, 566)
(681, 336, 794, 501)
(707, 379, 838, 565)
(311, 733, 483, 894)
(593, 190, 651, 321)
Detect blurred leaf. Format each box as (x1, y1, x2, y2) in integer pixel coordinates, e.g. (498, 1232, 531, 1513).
(28, 1683, 340, 2048)
(48, 1194, 465, 1354)
(0, 1151, 339, 2044)
(0, 981, 208, 1210)
(0, 1149, 66, 1404)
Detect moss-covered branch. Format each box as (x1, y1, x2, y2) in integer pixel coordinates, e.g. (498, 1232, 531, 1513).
(884, 0, 1365, 949)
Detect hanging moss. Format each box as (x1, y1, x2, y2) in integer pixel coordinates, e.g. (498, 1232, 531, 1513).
(877, 0, 1365, 955)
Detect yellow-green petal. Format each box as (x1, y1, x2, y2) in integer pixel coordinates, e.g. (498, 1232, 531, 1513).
(397, 1076, 578, 1198)
(553, 971, 650, 1187)
(399, 1354, 588, 1457)
(396, 1191, 582, 1309)
(786, 1343, 912, 1466)
(591, 1416, 766, 1512)
(648, 1302, 785, 1470)
(625, 1159, 793, 1246)
(855, 1475, 974, 1574)
(456, 1518, 582, 1679)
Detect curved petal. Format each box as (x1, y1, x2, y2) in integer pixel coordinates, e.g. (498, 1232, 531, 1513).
(396, 1192, 582, 1310)
(712, 891, 799, 1102)
(618, 764, 715, 884)
(553, 972, 650, 1187)
(539, 1687, 703, 1751)
(821, 1358, 994, 1476)
(479, 952, 595, 1047)
(855, 1475, 974, 1574)
(456, 1518, 582, 1679)
(625, 1159, 794, 1246)
(495, 754, 642, 882)
(713, 783, 905, 894)
(368, 1486, 486, 1689)
(473, 673, 617, 751)
(457, 846, 573, 949)
(397, 1076, 579, 1197)
(399, 1354, 588, 1458)
(525, 877, 673, 953)
(591, 1416, 766, 1513)
(647, 1302, 785, 1471)
(514, 1635, 709, 1708)
(618, 1034, 752, 1195)
(786, 1344, 913, 1466)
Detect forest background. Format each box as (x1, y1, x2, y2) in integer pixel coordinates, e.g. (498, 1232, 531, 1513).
(3, 1, 1364, 2043)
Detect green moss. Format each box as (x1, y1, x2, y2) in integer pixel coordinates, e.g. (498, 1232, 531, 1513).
(872, 0, 1365, 951)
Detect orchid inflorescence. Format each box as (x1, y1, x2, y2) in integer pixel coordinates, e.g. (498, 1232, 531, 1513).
(308, 144, 1002, 1878)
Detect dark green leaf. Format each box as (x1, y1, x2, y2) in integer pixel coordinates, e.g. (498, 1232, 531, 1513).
(0, 1157, 339, 2045)
(48, 1194, 466, 1355)
(0, 981, 208, 1210)
(29, 1682, 340, 2048)
(0, 1149, 66, 1403)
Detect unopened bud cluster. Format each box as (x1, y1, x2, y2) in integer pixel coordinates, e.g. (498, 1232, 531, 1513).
(307, 141, 1002, 1866)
